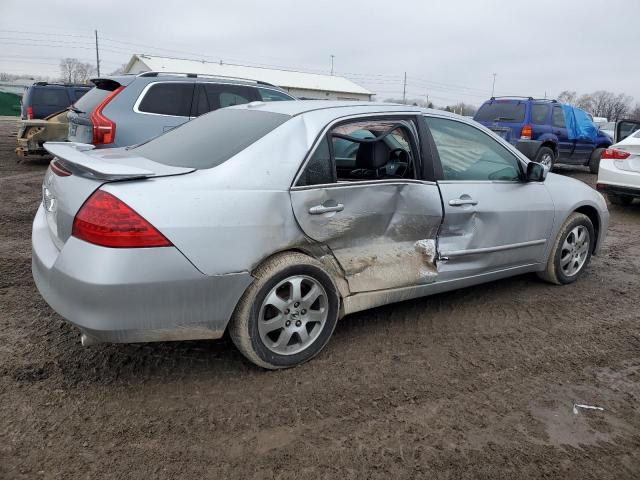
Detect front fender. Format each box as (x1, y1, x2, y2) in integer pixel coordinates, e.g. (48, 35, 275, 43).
(543, 174, 609, 257)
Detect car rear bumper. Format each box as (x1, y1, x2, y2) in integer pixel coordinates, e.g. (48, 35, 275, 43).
(597, 160, 640, 197)
(32, 205, 252, 345)
(596, 183, 640, 198)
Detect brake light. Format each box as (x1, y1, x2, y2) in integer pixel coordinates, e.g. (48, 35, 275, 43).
(520, 124, 532, 140)
(90, 86, 124, 145)
(50, 160, 72, 177)
(601, 148, 630, 160)
(26, 106, 33, 119)
(72, 190, 172, 248)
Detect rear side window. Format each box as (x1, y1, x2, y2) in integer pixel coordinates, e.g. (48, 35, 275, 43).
(296, 137, 334, 186)
(258, 87, 293, 102)
(530, 104, 550, 125)
(31, 88, 69, 107)
(133, 109, 290, 169)
(552, 107, 565, 128)
(138, 82, 195, 117)
(474, 102, 526, 122)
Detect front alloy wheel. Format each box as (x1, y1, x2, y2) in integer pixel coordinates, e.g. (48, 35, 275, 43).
(537, 212, 595, 285)
(559, 225, 590, 277)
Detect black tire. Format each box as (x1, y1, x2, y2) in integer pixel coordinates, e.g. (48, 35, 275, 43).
(537, 212, 595, 285)
(534, 146, 555, 171)
(228, 252, 340, 369)
(589, 147, 605, 174)
(607, 193, 634, 206)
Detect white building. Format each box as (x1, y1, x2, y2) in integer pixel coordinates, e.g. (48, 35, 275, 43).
(124, 54, 373, 101)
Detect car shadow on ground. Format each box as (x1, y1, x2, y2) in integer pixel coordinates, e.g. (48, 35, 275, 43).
(30, 273, 545, 387)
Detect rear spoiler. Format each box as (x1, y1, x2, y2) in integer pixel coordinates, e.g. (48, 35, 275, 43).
(43, 142, 193, 180)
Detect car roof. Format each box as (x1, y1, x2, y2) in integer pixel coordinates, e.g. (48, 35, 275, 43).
(229, 100, 452, 118)
(91, 73, 290, 90)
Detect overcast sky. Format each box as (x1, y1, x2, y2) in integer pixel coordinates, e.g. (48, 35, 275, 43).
(2, 0, 639, 106)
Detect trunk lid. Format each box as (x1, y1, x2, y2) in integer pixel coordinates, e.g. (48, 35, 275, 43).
(41, 142, 194, 248)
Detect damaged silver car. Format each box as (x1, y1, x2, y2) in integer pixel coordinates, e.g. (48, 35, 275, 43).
(32, 101, 609, 369)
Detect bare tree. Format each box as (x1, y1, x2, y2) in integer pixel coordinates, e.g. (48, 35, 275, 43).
(557, 90, 577, 105)
(109, 63, 128, 76)
(383, 97, 433, 108)
(447, 102, 477, 116)
(587, 91, 632, 121)
(59, 58, 94, 84)
(557, 89, 633, 121)
(630, 104, 640, 121)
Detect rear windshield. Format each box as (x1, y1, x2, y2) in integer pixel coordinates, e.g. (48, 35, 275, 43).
(474, 102, 526, 123)
(133, 108, 290, 169)
(31, 87, 69, 107)
(73, 83, 118, 112)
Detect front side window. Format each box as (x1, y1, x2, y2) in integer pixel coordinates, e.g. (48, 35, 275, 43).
(530, 104, 550, 125)
(194, 84, 259, 116)
(138, 83, 194, 117)
(425, 116, 521, 182)
(296, 118, 418, 186)
(258, 87, 294, 102)
(552, 107, 565, 128)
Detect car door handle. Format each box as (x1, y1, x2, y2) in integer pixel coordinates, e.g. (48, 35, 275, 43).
(449, 198, 478, 207)
(309, 203, 344, 215)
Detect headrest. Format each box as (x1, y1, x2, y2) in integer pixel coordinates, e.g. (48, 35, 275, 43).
(355, 140, 389, 169)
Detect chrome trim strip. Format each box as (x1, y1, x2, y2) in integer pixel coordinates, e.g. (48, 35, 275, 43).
(441, 239, 546, 258)
(291, 178, 436, 191)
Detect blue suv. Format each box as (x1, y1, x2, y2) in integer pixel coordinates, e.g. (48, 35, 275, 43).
(473, 97, 612, 173)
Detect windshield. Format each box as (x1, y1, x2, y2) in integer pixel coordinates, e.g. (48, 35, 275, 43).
(474, 102, 526, 122)
(133, 108, 290, 169)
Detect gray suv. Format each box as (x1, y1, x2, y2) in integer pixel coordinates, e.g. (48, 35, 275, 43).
(67, 72, 295, 148)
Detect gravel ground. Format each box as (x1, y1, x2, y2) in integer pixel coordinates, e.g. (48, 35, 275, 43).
(1, 116, 639, 479)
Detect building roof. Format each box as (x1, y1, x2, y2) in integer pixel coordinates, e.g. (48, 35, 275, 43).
(124, 54, 373, 96)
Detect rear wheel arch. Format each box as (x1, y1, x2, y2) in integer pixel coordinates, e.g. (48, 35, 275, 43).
(573, 205, 600, 252)
(250, 248, 349, 302)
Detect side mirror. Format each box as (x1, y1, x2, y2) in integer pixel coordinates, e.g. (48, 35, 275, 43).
(526, 162, 548, 182)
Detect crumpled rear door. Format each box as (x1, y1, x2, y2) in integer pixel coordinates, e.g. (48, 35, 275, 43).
(290, 180, 443, 293)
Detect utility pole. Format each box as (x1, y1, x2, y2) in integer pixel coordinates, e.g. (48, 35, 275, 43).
(491, 73, 496, 97)
(95, 29, 100, 77)
(402, 72, 407, 104)
(330, 55, 335, 75)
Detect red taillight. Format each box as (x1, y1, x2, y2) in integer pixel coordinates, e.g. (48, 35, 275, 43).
(601, 148, 630, 160)
(72, 190, 172, 248)
(90, 86, 124, 145)
(50, 160, 72, 177)
(520, 124, 532, 140)
(26, 106, 33, 119)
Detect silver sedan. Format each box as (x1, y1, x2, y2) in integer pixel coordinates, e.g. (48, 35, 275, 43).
(32, 101, 609, 369)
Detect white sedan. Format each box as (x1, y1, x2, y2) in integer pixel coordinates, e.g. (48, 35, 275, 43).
(597, 120, 640, 205)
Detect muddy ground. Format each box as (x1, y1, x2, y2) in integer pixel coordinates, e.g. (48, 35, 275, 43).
(1, 115, 639, 479)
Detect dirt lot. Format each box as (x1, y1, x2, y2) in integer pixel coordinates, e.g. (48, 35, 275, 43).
(1, 115, 639, 479)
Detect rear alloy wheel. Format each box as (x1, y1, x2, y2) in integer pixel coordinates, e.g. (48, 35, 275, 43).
(537, 212, 595, 285)
(607, 193, 633, 206)
(589, 147, 605, 174)
(535, 146, 555, 171)
(229, 252, 339, 369)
